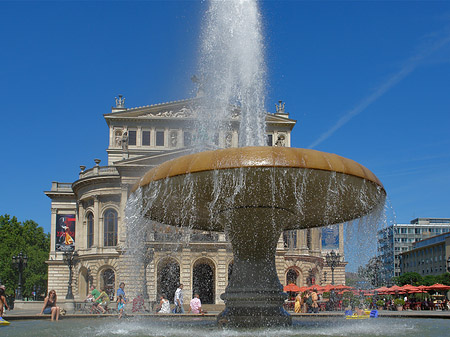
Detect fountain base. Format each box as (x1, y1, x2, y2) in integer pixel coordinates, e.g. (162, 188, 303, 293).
(217, 208, 292, 327)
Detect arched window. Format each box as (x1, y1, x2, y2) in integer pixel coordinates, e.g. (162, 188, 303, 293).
(104, 209, 118, 246)
(286, 268, 299, 285)
(87, 212, 94, 248)
(157, 258, 180, 303)
(193, 258, 215, 304)
(101, 268, 115, 300)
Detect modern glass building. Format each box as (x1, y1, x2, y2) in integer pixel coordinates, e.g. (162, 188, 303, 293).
(377, 218, 450, 281)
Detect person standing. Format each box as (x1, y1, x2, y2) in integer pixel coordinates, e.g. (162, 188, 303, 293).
(294, 293, 302, 313)
(174, 284, 184, 314)
(117, 295, 125, 319)
(117, 282, 127, 302)
(116, 282, 128, 318)
(311, 288, 319, 313)
(39, 290, 61, 321)
(0, 285, 9, 317)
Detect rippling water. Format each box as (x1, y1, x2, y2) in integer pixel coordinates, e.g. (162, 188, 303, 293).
(2, 317, 447, 337)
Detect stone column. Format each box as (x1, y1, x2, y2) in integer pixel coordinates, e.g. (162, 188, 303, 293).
(180, 247, 192, 307)
(50, 208, 57, 257)
(216, 248, 228, 304)
(77, 201, 85, 250)
(94, 196, 100, 248)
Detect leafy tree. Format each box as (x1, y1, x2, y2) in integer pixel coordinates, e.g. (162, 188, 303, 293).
(393, 272, 423, 286)
(0, 214, 50, 299)
(436, 273, 450, 285)
(358, 256, 383, 287)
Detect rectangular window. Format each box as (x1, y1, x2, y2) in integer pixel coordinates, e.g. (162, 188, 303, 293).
(142, 131, 151, 146)
(128, 130, 137, 146)
(267, 134, 273, 146)
(184, 132, 192, 147)
(156, 131, 165, 146)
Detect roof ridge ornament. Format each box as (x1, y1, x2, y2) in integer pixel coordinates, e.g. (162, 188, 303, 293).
(191, 75, 204, 97)
(275, 100, 285, 114)
(115, 95, 126, 108)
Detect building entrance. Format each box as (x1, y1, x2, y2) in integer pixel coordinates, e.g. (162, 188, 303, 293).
(193, 259, 215, 304)
(157, 258, 180, 303)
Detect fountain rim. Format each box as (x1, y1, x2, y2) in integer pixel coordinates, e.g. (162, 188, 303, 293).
(132, 146, 384, 193)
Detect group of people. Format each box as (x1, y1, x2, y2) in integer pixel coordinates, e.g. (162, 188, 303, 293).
(294, 288, 319, 313)
(36, 281, 128, 321)
(155, 283, 205, 315)
(3, 281, 205, 321)
(85, 282, 127, 318)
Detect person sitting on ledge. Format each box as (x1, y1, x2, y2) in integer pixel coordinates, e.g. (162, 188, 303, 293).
(39, 289, 61, 321)
(188, 293, 204, 314)
(156, 294, 171, 314)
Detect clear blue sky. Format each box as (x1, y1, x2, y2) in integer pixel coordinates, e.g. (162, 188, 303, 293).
(2, 1, 450, 245)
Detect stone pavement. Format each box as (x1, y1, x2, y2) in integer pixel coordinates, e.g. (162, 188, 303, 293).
(3, 307, 450, 321)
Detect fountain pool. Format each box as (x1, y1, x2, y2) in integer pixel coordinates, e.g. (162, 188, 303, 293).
(3, 317, 448, 337)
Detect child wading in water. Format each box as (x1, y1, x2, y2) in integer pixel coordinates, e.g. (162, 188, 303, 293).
(117, 294, 125, 319)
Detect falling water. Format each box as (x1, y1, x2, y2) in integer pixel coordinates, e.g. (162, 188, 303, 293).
(123, 0, 388, 312)
(195, 0, 267, 150)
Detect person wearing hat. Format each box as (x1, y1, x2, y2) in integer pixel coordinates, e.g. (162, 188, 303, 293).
(0, 285, 9, 317)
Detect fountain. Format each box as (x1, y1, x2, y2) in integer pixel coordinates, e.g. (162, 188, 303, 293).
(123, 0, 387, 328)
(130, 146, 386, 327)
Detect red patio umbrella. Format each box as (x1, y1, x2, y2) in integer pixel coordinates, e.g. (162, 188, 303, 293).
(388, 285, 403, 292)
(426, 283, 450, 291)
(401, 284, 421, 293)
(374, 286, 390, 294)
(417, 285, 429, 293)
(283, 283, 301, 292)
(322, 284, 335, 292)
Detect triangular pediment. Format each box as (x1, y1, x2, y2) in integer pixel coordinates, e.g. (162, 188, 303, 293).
(104, 98, 199, 121)
(104, 97, 296, 126)
(266, 113, 297, 124)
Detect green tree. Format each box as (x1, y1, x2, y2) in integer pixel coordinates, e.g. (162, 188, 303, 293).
(436, 273, 450, 285)
(393, 272, 423, 286)
(0, 214, 50, 299)
(358, 256, 383, 287)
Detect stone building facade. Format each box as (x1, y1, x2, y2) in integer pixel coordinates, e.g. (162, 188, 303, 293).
(44, 96, 346, 305)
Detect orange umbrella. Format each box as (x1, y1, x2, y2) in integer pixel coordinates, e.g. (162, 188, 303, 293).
(322, 284, 335, 292)
(417, 285, 429, 293)
(374, 286, 390, 294)
(402, 284, 421, 293)
(283, 283, 301, 292)
(427, 283, 450, 291)
(333, 284, 354, 291)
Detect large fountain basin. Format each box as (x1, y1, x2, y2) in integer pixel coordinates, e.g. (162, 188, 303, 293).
(133, 146, 386, 231)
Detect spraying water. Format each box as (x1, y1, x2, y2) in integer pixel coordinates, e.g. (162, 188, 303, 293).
(122, 0, 388, 327)
(195, 0, 267, 150)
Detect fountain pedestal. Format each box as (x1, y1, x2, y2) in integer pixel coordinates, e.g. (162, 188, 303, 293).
(217, 208, 292, 327)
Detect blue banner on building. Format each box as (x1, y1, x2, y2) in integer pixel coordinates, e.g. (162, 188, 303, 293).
(322, 224, 339, 250)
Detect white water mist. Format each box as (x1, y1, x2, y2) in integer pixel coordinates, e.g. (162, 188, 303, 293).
(195, 0, 267, 150)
